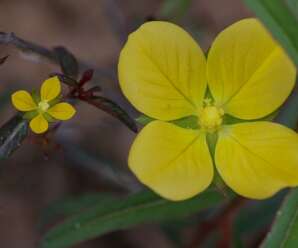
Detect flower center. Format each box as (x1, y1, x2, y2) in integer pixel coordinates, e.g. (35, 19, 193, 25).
(198, 104, 224, 133)
(38, 100, 50, 112)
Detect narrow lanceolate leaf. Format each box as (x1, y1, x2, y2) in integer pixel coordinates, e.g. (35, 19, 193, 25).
(51, 73, 78, 87)
(243, 0, 298, 66)
(0, 90, 11, 112)
(0, 114, 28, 159)
(233, 194, 284, 247)
(53, 46, 79, 79)
(261, 189, 298, 248)
(41, 189, 225, 248)
(160, 0, 192, 19)
(262, 83, 298, 247)
(83, 96, 137, 132)
(275, 84, 298, 129)
(286, 0, 298, 19)
(39, 193, 116, 230)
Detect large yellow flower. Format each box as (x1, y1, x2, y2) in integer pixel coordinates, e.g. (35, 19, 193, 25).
(118, 18, 298, 201)
(12, 76, 76, 134)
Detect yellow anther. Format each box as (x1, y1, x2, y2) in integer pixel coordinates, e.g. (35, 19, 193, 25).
(198, 105, 224, 133)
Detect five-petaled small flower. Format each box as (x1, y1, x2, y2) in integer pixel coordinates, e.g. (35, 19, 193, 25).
(118, 18, 298, 200)
(12, 76, 76, 134)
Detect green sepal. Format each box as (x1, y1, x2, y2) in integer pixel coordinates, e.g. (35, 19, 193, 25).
(124, 110, 278, 129)
(48, 96, 61, 107)
(211, 171, 235, 199)
(23, 110, 38, 120)
(203, 87, 215, 103)
(223, 110, 279, 125)
(136, 114, 198, 129)
(31, 89, 41, 104)
(44, 112, 56, 122)
(136, 115, 155, 126)
(171, 115, 198, 129)
(206, 132, 218, 159)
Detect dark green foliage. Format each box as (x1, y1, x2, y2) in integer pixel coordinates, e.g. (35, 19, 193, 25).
(0, 114, 28, 160)
(53, 46, 79, 79)
(40, 189, 225, 248)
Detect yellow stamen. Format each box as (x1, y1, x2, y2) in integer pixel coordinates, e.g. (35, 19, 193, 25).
(198, 105, 224, 133)
(38, 100, 50, 112)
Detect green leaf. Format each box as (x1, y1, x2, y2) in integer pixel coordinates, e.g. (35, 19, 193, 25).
(40, 189, 225, 248)
(0, 114, 28, 159)
(39, 193, 116, 229)
(275, 84, 298, 129)
(260, 84, 298, 248)
(233, 193, 284, 247)
(260, 83, 298, 248)
(53, 46, 79, 79)
(243, 0, 298, 66)
(52, 73, 79, 87)
(261, 188, 298, 248)
(160, 0, 192, 19)
(0, 90, 11, 112)
(136, 114, 198, 129)
(286, 0, 298, 19)
(84, 96, 137, 133)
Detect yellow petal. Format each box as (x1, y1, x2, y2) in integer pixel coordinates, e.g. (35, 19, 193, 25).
(30, 114, 49, 134)
(129, 121, 213, 201)
(47, 103, 76, 120)
(215, 122, 298, 199)
(119, 21, 207, 121)
(207, 18, 296, 119)
(11, 90, 37, 111)
(40, 76, 61, 101)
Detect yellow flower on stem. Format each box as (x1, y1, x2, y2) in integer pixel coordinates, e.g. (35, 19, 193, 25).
(11, 76, 76, 134)
(118, 18, 298, 201)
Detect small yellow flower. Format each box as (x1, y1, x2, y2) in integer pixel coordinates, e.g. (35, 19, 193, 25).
(118, 18, 298, 201)
(11, 76, 76, 134)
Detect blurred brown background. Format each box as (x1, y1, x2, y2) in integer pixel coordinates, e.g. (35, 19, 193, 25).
(0, 0, 251, 247)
